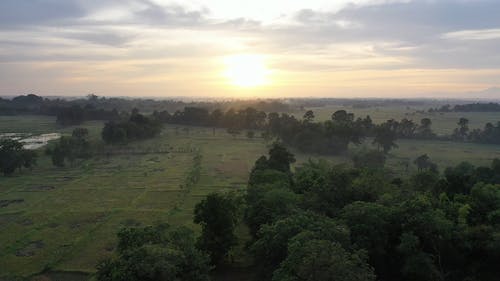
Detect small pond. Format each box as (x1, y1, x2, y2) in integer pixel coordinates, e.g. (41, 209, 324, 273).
(0, 132, 61, 149)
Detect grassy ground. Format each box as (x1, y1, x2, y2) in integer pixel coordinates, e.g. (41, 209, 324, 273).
(0, 119, 268, 279)
(1, 115, 499, 280)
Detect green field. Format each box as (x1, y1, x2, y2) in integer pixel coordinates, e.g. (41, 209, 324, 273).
(1, 115, 500, 279)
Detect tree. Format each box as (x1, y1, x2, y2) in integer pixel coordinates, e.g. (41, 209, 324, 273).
(0, 139, 37, 176)
(453, 118, 469, 141)
(414, 154, 437, 172)
(49, 128, 91, 166)
(373, 123, 398, 153)
(194, 193, 240, 264)
(417, 118, 435, 138)
(251, 212, 350, 280)
(267, 142, 296, 173)
(340, 202, 395, 280)
(102, 111, 162, 144)
(303, 110, 315, 123)
(96, 224, 211, 281)
(245, 187, 300, 238)
(272, 239, 375, 281)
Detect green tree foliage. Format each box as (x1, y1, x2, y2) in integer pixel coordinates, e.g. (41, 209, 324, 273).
(0, 139, 37, 176)
(244, 144, 500, 281)
(452, 117, 469, 141)
(251, 212, 350, 280)
(102, 111, 162, 144)
(302, 110, 315, 123)
(194, 193, 240, 264)
(96, 224, 211, 281)
(416, 118, 435, 139)
(48, 128, 91, 167)
(272, 238, 375, 281)
(372, 123, 398, 153)
(267, 142, 296, 173)
(414, 154, 438, 172)
(56, 104, 119, 126)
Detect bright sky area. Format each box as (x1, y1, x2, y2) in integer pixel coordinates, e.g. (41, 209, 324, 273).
(1, 0, 500, 98)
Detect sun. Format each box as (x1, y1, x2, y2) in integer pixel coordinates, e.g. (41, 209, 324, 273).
(223, 54, 270, 87)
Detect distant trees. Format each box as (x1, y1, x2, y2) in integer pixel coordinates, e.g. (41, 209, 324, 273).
(47, 128, 91, 167)
(56, 105, 85, 126)
(96, 224, 211, 281)
(414, 154, 437, 172)
(194, 193, 240, 264)
(56, 105, 120, 126)
(453, 119, 500, 144)
(433, 102, 500, 112)
(372, 123, 398, 153)
(0, 139, 37, 176)
(102, 111, 162, 144)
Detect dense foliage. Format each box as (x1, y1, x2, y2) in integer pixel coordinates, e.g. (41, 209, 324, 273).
(244, 143, 500, 281)
(95, 224, 212, 281)
(431, 102, 500, 112)
(102, 111, 162, 144)
(0, 139, 37, 176)
(193, 193, 240, 265)
(47, 128, 91, 166)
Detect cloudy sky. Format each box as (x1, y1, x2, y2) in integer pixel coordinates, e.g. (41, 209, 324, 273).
(1, 0, 500, 98)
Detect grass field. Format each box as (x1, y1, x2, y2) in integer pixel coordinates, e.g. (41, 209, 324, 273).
(1, 115, 500, 280)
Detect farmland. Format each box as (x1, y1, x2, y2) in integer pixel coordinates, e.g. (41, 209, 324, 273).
(1, 113, 500, 279)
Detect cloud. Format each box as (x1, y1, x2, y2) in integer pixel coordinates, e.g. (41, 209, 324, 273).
(1, 0, 500, 97)
(443, 28, 500, 41)
(0, 0, 85, 27)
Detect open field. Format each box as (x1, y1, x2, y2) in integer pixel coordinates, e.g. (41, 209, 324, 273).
(299, 105, 500, 135)
(1, 115, 500, 279)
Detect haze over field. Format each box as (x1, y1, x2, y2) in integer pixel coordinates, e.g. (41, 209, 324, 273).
(1, 0, 500, 99)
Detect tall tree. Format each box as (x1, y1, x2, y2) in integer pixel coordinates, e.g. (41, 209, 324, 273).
(373, 123, 398, 153)
(194, 193, 240, 264)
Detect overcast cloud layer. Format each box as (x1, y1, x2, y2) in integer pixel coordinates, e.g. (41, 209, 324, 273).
(1, 0, 499, 98)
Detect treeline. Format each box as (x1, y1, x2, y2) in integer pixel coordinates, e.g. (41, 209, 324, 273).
(159, 107, 440, 154)
(56, 105, 120, 126)
(430, 102, 500, 112)
(0, 94, 292, 120)
(451, 118, 500, 144)
(101, 110, 162, 144)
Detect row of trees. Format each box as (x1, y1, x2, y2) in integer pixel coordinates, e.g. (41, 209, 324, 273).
(431, 102, 500, 112)
(56, 105, 120, 126)
(0, 94, 292, 119)
(0, 139, 37, 176)
(102, 110, 162, 144)
(452, 118, 500, 144)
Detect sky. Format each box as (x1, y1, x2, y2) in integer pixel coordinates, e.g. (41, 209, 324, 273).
(1, 0, 500, 99)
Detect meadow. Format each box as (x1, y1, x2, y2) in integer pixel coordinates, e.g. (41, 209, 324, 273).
(1, 113, 499, 280)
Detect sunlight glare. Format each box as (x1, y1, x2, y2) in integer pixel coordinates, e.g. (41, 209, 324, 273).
(224, 54, 270, 87)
